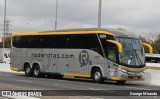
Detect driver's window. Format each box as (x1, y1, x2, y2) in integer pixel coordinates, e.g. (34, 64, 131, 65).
(107, 46, 116, 62)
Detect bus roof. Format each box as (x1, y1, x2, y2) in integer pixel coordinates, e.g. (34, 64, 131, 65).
(12, 28, 139, 39)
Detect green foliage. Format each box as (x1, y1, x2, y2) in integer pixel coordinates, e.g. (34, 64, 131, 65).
(153, 35, 160, 53)
(140, 34, 160, 54)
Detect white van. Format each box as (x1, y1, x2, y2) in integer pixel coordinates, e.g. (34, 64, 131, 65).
(3, 52, 10, 64)
(0, 48, 10, 64)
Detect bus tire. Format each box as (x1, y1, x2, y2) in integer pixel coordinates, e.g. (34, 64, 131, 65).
(33, 64, 41, 77)
(117, 81, 126, 84)
(157, 60, 160, 63)
(54, 75, 63, 79)
(47, 74, 53, 78)
(24, 64, 33, 77)
(93, 69, 104, 83)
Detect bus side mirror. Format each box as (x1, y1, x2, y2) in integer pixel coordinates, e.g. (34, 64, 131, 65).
(142, 43, 153, 54)
(107, 40, 123, 54)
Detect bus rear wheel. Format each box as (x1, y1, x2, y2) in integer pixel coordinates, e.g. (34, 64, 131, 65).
(93, 69, 104, 83)
(33, 64, 41, 77)
(54, 75, 63, 79)
(24, 64, 32, 77)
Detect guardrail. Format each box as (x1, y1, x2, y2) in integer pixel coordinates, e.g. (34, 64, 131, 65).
(144, 69, 160, 86)
(144, 63, 160, 86)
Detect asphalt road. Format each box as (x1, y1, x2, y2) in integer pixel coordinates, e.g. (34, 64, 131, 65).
(0, 72, 160, 99)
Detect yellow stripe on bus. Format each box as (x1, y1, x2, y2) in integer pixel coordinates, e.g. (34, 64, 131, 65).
(120, 65, 146, 71)
(10, 67, 19, 72)
(142, 43, 153, 54)
(64, 73, 90, 78)
(111, 77, 145, 81)
(12, 31, 114, 36)
(112, 62, 146, 71)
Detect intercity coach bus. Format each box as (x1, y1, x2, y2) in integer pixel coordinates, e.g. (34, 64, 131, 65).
(10, 28, 152, 84)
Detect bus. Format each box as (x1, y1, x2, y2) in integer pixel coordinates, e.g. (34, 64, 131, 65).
(10, 28, 151, 84)
(146, 53, 160, 63)
(145, 53, 160, 67)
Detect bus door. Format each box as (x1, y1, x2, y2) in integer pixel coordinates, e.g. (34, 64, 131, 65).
(106, 40, 122, 77)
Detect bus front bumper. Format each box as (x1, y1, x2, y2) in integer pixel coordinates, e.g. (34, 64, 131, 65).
(111, 76, 145, 81)
(111, 70, 145, 81)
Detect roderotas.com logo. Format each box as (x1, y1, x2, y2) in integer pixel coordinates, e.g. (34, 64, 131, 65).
(79, 50, 89, 66)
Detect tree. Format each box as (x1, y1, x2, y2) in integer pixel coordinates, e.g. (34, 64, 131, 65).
(153, 34, 160, 53)
(0, 37, 11, 48)
(140, 36, 151, 53)
(140, 32, 160, 53)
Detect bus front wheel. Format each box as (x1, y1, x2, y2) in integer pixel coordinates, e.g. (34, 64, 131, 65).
(93, 69, 104, 83)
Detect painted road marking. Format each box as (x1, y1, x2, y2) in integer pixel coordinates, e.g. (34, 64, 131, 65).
(54, 84, 58, 86)
(89, 88, 103, 90)
(15, 79, 32, 83)
(126, 87, 151, 90)
(83, 96, 104, 99)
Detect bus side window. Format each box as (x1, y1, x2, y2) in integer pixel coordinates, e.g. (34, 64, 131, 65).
(53, 35, 67, 48)
(65, 35, 80, 48)
(80, 34, 103, 56)
(41, 35, 54, 48)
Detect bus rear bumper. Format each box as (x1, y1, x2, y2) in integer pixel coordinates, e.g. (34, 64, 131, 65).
(10, 67, 19, 72)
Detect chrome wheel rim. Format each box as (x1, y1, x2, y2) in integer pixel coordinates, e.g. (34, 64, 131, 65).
(94, 71, 101, 81)
(26, 68, 30, 74)
(34, 68, 39, 76)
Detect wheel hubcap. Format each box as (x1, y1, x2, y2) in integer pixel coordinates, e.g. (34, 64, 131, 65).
(26, 68, 30, 73)
(34, 68, 39, 76)
(94, 72, 101, 81)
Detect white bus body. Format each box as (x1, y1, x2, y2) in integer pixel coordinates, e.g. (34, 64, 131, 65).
(10, 28, 146, 84)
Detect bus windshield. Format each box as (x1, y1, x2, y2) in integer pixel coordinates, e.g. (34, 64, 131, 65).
(116, 37, 145, 67)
